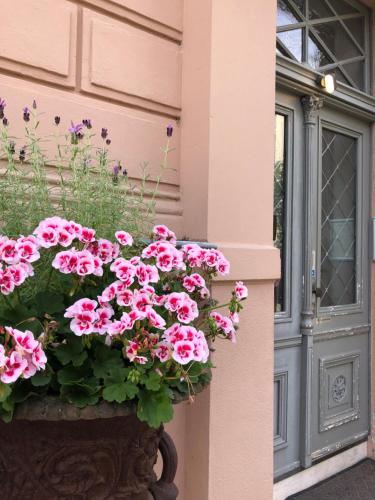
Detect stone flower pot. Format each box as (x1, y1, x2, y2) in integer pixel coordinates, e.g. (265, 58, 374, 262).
(0, 397, 178, 500)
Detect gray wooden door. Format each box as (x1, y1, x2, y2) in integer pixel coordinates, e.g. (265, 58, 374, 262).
(274, 87, 371, 478)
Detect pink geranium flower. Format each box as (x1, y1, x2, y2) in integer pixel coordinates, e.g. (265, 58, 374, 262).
(234, 281, 248, 300)
(64, 298, 97, 318)
(172, 340, 195, 364)
(115, 231, 133, 246)
(79, 227, 96, 243)
(1, 351, 27, 383)
(70, 311, 97, 336)
(9, 327, 39, 354)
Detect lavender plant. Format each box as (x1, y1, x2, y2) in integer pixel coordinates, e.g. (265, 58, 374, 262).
(0, 100, 172, 298)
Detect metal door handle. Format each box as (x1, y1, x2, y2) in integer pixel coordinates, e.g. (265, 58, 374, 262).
(312, 286, 322, 298)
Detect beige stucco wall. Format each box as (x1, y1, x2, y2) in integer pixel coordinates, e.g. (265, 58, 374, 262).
(181, 1, 278, 499)
(0, 1, 279, 499)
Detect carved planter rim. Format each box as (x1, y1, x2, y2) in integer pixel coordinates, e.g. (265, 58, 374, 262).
(12, 381, 208, 421)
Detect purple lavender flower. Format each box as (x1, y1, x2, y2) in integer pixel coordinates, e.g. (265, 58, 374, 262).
(166, 124, 173, 137)
(23, 107, 30, 122)
(19, 146, 26, 162)
(101, 128, 108, 139)
(69, 121, 84, 144)
(82, 119, 92, 129)
(54, 116, 61, 126)
(123, 168, 128, 177)
(2, 117, 8, 127)
(106, 138, 111, 145)
(9, 141, 15, 155)
(0, 98, 6, 120)
(112, 162, 121, 184)
(113, 164, 121, 176)
(69, 121, 84, 135)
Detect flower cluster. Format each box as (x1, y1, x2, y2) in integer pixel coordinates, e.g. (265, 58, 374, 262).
(0, 327, 46, 383)
(0, 217, 248, 427)
(0, 236, 38, 295)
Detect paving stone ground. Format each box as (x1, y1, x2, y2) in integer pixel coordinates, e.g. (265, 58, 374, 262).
(287, 459, 375, 500)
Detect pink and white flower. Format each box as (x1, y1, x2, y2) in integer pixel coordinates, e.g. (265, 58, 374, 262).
(155, 342, 171, 362)
(234, 281, 248, 300)
(70, 311, 97, 336)
(9, 327, 39, 354)
(115, 231, 133, 246)
(1, 351, 27, 383)
(64, 298, 97, 318)
(172, 340, 195, 364)
(110, 258, 136, 285)
(79, 227, 96, 243)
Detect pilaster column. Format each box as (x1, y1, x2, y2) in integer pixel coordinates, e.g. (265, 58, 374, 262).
(300, 94, 323, 468)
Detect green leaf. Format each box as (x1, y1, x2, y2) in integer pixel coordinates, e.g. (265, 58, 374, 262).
(0, 399, 14, 422)
(31, 368, 52, 387)
(57, 362, 91, 385)
(137, 386, 173, 428)
(92, 344, 123, 379)
(0, 383, 11, 402)
(103, 381, 139, 403)
(54, 336, 88, 367)
(60, 384, 99, 408)
(35, 292, 65, 316)
(143, 371, 162, 392)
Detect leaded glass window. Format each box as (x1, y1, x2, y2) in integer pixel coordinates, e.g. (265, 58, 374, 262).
(320, 128, 357, 307)
(277, 0, 370, 92)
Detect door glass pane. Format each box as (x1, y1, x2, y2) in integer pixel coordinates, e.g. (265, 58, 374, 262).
(320, 129, 357, 307)
(274, 114, 287, 313)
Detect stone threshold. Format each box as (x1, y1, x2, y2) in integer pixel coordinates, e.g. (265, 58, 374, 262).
(273, 442, 368, 500)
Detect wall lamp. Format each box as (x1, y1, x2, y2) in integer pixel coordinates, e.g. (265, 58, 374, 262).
(317, 73, 336, 94)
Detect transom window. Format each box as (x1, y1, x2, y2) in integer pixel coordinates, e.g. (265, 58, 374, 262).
(277, 0, 370, 92)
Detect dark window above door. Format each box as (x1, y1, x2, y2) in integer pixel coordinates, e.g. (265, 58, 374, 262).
(276, 0, 370, 92)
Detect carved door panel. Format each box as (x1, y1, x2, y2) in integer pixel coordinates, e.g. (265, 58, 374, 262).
(274, 89, 371, 478)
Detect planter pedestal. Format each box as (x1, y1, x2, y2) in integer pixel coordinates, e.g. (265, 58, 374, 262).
(0, 398, 178, 500)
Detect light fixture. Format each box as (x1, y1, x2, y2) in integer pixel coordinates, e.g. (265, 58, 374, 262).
(318, 73, 336, 94)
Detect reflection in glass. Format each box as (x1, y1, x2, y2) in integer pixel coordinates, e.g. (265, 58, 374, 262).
(277, 29, 303, 62)
(308, 34, 332, 68)
(342, 60, 364, 89)
(320, 129, 357, 307)
(344, 17, 365, 48)
(328, 0, 359, 15)
(277, 0, 301, 26)
(308, 0, 333, 20)
(274, 114, 287, 313)
(312, 22, 361, 61)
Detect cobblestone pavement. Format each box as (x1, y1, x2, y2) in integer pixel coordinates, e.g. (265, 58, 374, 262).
(288, 459, 375, 500)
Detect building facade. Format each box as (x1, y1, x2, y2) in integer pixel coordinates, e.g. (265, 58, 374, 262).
(1, 0, 375, 498)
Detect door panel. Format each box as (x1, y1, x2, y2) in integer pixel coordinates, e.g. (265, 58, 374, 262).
(274, 90, 304, 478)
(310, 106, 370, 459)
(274, 89, 370, 479)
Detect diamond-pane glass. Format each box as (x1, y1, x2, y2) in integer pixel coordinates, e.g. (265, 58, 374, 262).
(274, 114, 287, 313)
(320, 129, 357, 307)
